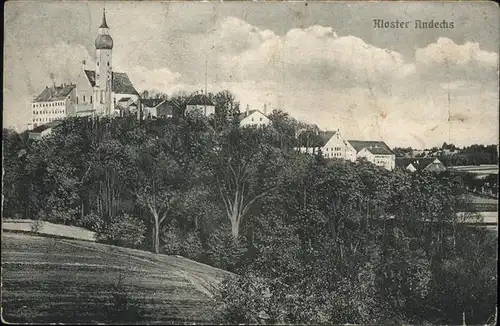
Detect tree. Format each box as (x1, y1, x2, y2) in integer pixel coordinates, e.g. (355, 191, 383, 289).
(212, 127, 289, 239)
(213, 90, 240, 130)
(131, 139, 185, 254)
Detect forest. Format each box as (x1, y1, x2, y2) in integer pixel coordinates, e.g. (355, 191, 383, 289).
(2, 92, 497, 325)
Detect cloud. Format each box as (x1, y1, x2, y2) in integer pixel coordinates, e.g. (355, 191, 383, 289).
(215, 18, 416, 88)
(415, 37, 498, 86)
(416, 37, 497, 67)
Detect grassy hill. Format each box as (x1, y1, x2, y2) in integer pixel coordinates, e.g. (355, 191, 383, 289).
(1, 233, 233, 324)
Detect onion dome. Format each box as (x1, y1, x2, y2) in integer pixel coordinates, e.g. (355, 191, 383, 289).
(95, 9, 113, 50)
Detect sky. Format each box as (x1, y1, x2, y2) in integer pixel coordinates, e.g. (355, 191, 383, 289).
(3, 1, 499, 149)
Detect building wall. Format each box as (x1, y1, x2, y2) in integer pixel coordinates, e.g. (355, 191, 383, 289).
(31, 100, 67, 128)
(186, 104, 215, 116)
(358, 148, 395, 170)
(240, 112, 271, 128)
(75, 72, 94, 116)
(321, 133, 354, 160)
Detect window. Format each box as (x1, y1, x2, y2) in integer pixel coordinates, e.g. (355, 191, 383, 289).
(83, 95, 86, 102)
(97, 61, 99, 66)
(260, 117, 262, 121)
(251, 118, 254, 121)
(90, 96, 92, 104)
(107, 62, 109, 66)
(77, 97, 79, 104)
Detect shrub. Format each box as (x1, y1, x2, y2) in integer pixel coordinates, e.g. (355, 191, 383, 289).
(76, 213, 106, 233)
(205, 228, 247, 271)
(101, 213, 146, 248)
(162, 228, 183, 255)
(162, 228, 203, 261)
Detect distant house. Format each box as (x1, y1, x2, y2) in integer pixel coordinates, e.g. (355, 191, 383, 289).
(185, 94, 215, 117)
(142, 99, 175, 119)
(429, 148, 459, 157)
(395, 157, 446, 173)
(348, 140, 395, 171)
(238, 105, 271, 128)
(28, 120, 63, 140)
(297, 130, 357, 161)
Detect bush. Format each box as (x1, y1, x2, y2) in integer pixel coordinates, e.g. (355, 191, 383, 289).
(162, 228, 203, 261)
(76, 213, 106, 233)
(162, 228, 183, 255)
(100, 213, 146, 248)
(205, 228, 248, 271)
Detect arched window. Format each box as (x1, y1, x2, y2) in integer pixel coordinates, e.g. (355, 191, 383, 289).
(97, 61, 99, 66)
(83, 95, 86, 102)
(107, 62, 109, 66)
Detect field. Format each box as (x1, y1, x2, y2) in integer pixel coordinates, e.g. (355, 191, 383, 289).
(1, 233, 233, 324)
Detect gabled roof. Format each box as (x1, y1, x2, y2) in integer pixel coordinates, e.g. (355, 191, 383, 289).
(317, 131, 337, 146)
(395, 157, 441, 171)
(187, 94, 214, 106)
(31, 120, 63, 133)
(348, 140, 393, 155)
(237, 109, 269, 122)
(33, 84, 76, 103)
(84, 70, 139, 95)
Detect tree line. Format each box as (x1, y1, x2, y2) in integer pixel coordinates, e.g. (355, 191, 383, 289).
(394, 142, 498, 166)
(2, 92, 497, 325)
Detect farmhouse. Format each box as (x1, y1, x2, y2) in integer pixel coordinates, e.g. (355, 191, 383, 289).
(238, 105, 271, 128)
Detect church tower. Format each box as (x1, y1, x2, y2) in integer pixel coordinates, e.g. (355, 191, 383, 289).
(94, 9, 113, 116)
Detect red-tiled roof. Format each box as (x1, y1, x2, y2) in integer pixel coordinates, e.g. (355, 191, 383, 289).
(84, 70, 138, 95)
(33, 84, 75, 103)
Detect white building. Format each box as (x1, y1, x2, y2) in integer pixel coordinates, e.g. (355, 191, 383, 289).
(347, 140, 395, 171)
(238, 105, 271, 128)
(297, 130, 395, 170)
(30, 84, 76, 128)
(185, 94, 215, 116)
(297, 130, 355, 160)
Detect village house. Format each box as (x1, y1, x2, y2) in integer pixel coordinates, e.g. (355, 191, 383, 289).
(185, 93, 215, 117)
(238, 105, 271, 128)
(141, 99, 176, 119)
(296, 129, 356, 160)
(395, 157, 447, 173)
(348, 140, 396, 171)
